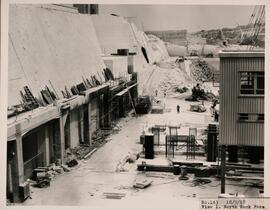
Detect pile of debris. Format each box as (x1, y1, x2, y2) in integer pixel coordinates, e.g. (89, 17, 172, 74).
(68, 146, 95, 160)
(31, 160, 76, 188)
(92, 129, 111, 142)
(116, 152, 140, 172)
(190, 59, 214, 82)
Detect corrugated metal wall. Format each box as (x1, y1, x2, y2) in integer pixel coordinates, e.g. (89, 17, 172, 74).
(219, 56, 264, 146)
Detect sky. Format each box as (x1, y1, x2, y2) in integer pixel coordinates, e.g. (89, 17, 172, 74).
(100, 5, 255, 32)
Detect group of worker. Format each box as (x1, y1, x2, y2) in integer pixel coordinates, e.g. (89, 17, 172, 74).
(155, 90, 167, 98)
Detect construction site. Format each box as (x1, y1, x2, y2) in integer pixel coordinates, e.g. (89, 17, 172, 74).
(5, 4, 265, 208)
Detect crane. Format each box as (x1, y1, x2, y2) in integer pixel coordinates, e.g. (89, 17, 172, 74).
(240, 5, 265, 49)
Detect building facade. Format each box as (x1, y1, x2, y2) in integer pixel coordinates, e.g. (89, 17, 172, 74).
(219, 51, 264, 161)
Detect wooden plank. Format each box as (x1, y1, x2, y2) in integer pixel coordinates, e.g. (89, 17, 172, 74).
(211, 164, 264, 171)
(172, 161, 203, 167)
(226, 175, 264, 180)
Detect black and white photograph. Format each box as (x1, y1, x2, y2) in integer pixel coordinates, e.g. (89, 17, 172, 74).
(1, 1, 268, 209)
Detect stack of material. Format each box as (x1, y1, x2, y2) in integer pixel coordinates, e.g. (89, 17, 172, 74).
(40, 85, 58, 105)
(103, 68, 114, 81)
(103, 192, 126, 199)
(33, 167, 51, 188)
(133, 179, 153, 189)
(20, 86, 40, 110)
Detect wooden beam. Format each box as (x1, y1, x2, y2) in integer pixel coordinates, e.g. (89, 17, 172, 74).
(226, 175, 264, 180)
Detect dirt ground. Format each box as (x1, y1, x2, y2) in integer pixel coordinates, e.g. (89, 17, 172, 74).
(20, 94, 261, 209)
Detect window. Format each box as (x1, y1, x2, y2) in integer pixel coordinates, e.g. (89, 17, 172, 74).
(238, 113, 264, 122)
(257, 114, 264, 121)
(238, 113, 249, 121)
(240, 72, 264, 95)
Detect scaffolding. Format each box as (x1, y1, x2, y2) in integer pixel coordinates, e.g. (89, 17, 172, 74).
(165, 126, 181, 160)
(186, 128, 197, 160)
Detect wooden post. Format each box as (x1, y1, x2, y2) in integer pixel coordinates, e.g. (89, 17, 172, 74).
(221, 145, 226, 194)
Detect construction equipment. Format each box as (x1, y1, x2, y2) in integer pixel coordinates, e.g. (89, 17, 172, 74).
(135, 96, 152, 114)
(241, 5, 265, 48)
(36, 172, 51, 188)
(190, 104, 206, 112)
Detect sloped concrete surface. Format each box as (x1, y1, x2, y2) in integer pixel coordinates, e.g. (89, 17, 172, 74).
(8, 5, 105, 106)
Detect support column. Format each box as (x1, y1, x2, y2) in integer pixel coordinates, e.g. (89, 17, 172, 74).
(104, 90, 111, 128)
(45, 125, 50, 166)
(15, 125, 24, 185)
(88, 101, 92, 146)
(12, 124, 25, 202)
(59, 117, 65, 163)
(220, 145, 226, 194)
(79, 107, 84, 144)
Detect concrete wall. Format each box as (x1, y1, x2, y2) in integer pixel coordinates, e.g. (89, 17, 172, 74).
(8, 4, 105, 107)
(102, 56, 128, 79)
(92, 15, 138, 55)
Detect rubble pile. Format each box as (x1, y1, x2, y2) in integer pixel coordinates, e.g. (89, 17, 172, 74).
(190, 59, 214, 83)
(30, 160, 75, 188)
(156, 66, 193, 97)
(69, 146, 93, 160)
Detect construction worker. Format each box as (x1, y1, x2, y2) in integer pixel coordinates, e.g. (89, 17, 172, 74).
(177, 105, 180, 113)
(210, 99, 218, 116)
(214, 110, 219, 122)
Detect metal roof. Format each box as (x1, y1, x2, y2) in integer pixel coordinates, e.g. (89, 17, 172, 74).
(219, 50, 264, 58)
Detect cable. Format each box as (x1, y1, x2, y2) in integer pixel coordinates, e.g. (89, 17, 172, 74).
(9, 33, 31, 88)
